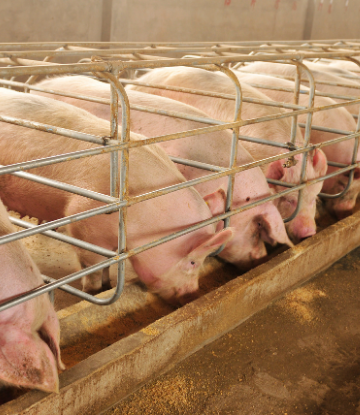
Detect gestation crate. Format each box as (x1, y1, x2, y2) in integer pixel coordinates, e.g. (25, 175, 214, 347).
(1, 40, 360, 414)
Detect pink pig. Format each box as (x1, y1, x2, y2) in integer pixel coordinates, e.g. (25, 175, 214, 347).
(128, 67, 327, 243)
(0, 88, 233, 305)
(0, 198, 64, 392)
(240, 61, 360, 116)
(33, 75, 292, 271)
(234, 70, 360, 219)
(328, 60, 360, 76)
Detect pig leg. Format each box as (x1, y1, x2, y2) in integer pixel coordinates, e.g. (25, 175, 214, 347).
(65, 198, 118, 293)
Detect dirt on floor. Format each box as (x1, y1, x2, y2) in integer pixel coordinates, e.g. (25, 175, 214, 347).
(102, 244, 360, 415)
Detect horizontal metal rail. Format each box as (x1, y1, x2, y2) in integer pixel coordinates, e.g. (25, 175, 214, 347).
(3, 125, 360, 248)
(11, 216, 116, 258)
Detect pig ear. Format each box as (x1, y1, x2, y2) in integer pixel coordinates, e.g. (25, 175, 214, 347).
(190, 228, 234, 260)
(266, 160, 285, 184)
(39, 310, 65, 371)
(204, 188, 226, 216)
(261, 212, 294, 248)
(0, 325, 59, 393)
(312, 149, 328, 176)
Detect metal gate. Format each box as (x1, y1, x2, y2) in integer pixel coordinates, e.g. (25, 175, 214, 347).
(0, 40, 360, 312)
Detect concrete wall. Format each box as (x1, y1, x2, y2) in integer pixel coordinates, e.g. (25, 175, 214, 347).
(110, 0, 309, 42)
(0, 0, 359, 44)
(309, 0, 360, 40)
(0, 0, 103, 43)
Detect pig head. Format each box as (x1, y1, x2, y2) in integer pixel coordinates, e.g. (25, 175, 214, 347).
(0, 200, 64, 393)
(266, 149, 328, 242)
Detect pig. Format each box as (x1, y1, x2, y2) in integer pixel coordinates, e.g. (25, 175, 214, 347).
(233, 70, 360, 219)
(32, 75, 293, 269)
(126, 66, 328, 243)
(300, 61, 360, 80)
(240, 61, 360, 116)
(0, 88, 234, 305)
(328, 59, 360, 75)
(0, 198, 64, 392)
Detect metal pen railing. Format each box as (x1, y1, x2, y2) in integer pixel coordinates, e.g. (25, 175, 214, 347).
(0, 40, 360, 312)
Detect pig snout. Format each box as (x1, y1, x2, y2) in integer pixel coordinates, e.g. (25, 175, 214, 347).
(288, 214, 317, 242)
(155, 280, 200, 307)
(326, 198, 356, 220)
(230, 242, 268, 271)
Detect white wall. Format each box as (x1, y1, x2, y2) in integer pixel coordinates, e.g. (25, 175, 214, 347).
(111, 0, 309, 42)
(0, 0, 103, 43)
(0, 0, 359, 44)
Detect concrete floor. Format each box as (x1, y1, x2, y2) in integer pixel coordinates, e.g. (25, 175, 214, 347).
(103, 245, 360, 415)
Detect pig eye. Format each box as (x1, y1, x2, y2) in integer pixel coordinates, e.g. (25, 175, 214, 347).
(190, 261, 196, 265)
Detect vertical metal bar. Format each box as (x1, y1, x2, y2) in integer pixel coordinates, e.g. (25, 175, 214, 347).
(216, 65, 242, 227)
(209, 65, 242, 256)
(290, 65, 301, 144)
(109, 75, 119, 197)
(297, 61, 316, 207)
(350, 106, 360, 180)
(97, 71, 130, 302)
(48, 288, 55, 305)
(283, 60, 316, 223)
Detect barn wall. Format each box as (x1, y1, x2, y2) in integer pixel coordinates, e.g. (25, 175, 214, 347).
(309, 0, 360, 40)
(0, 0, 103, 43)
(110, 0, 309, 42)
(0, 0, 359, 44)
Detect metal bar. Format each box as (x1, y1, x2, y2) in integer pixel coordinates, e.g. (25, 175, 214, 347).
(320, 104, 360, 199)
(236, 69, 360, 104)
(6, 166, 115, 204)
(99, 72, 130, 303)
(1, 45, 360, 60)
(120, 78, 308, 111)
(3, 51, 360, 78)
(0, 113, 118, 146)
(169, 156, 226, 172)
(11, 217, 116, 258)
(283, 61, 315, 223)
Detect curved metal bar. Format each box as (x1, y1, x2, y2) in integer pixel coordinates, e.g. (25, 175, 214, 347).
(320, 104, 360, 199)
(95, 70, 131, 304)
(282, 60, 316, 224)
(203, 64, 242, 256)
(215, 65, 242, 225)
